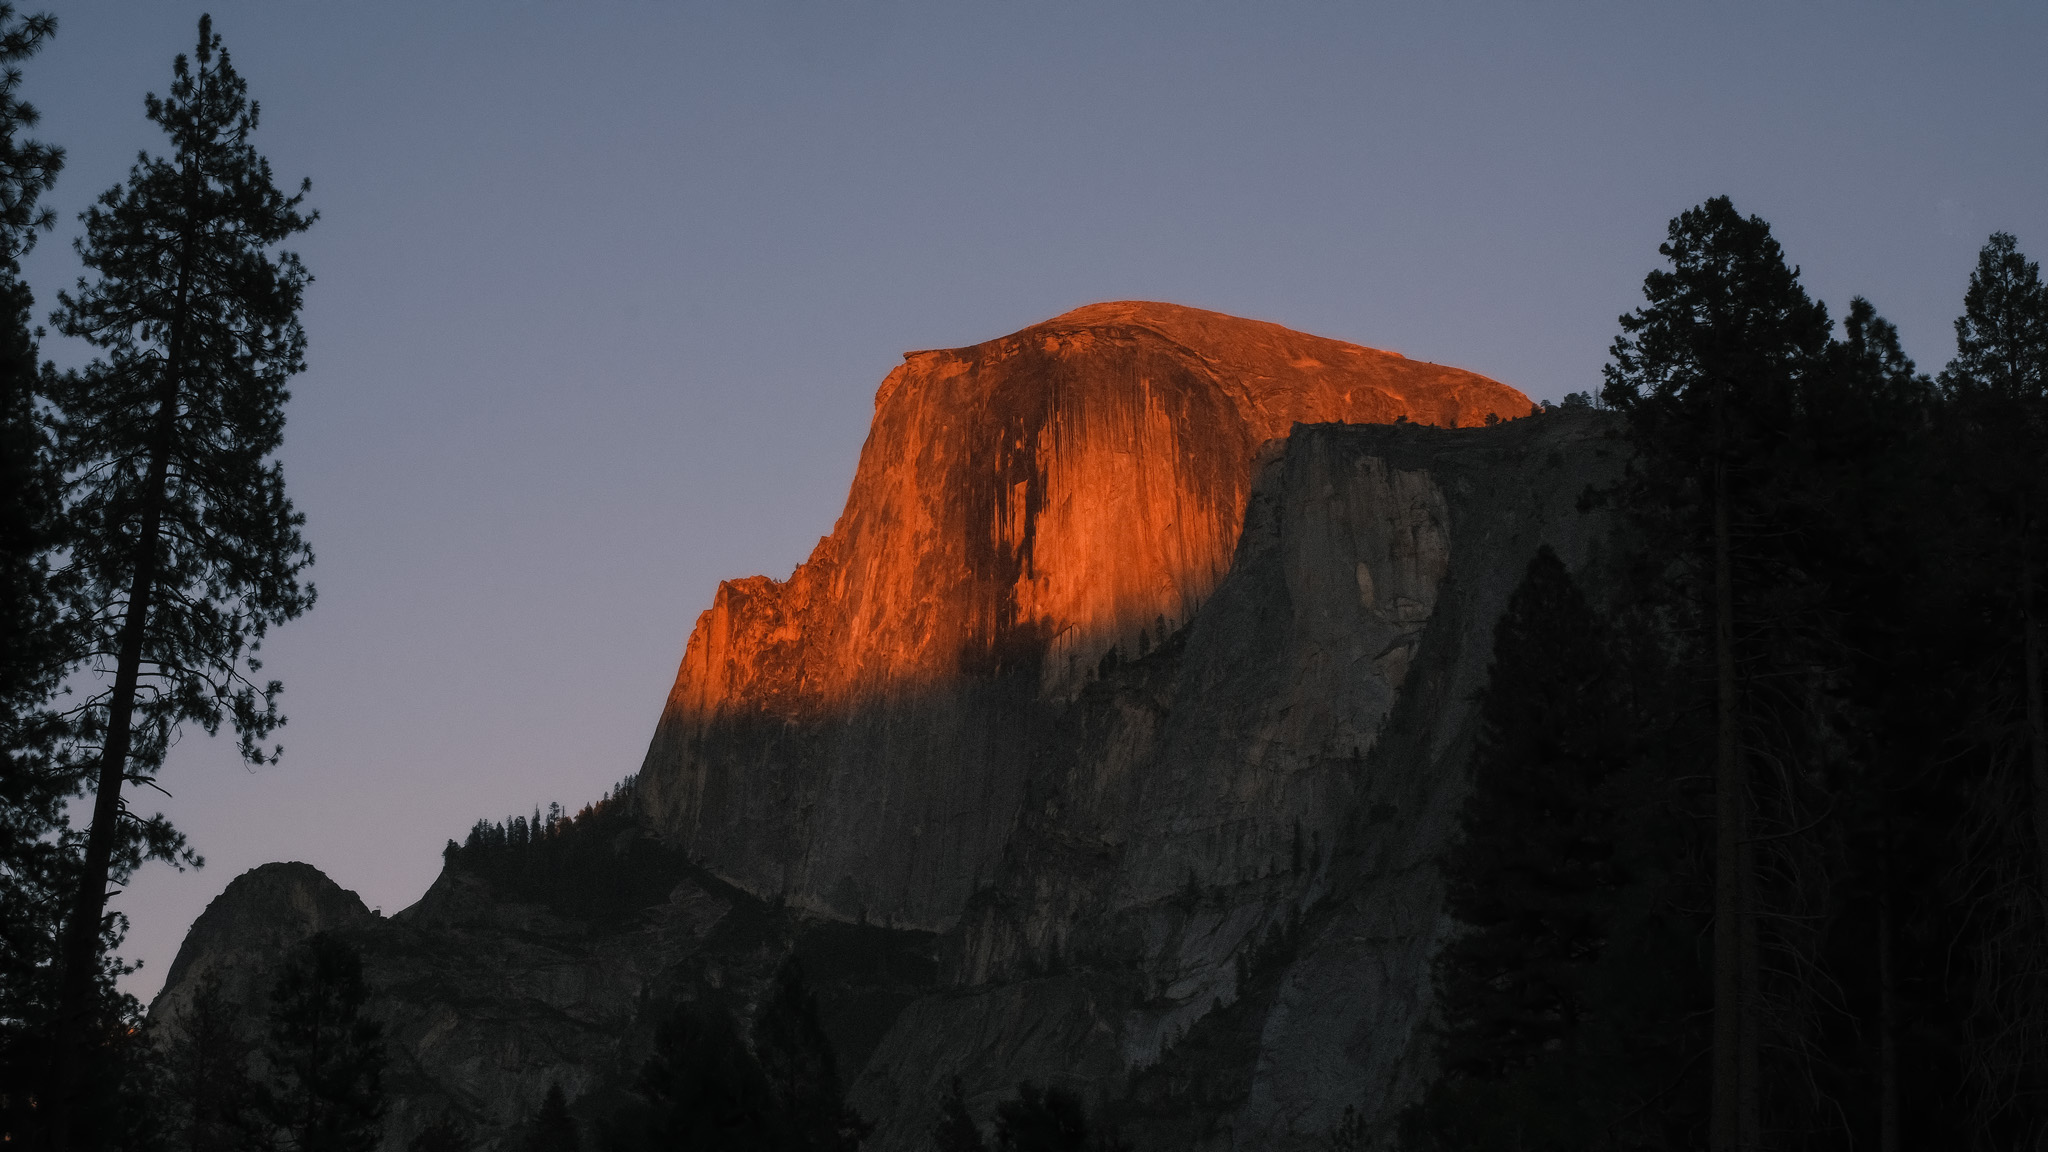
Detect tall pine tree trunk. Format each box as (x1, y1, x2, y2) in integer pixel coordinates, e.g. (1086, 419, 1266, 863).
(1739, 783, 1760, 1148)
(2023, 503, 2048, 1144)
(49, 425, 170, 1151)
(50, 283, 188, 1152)
(2024, 503, 2048, 920)
(1879, 861, 1900, 1152)
(1713, 457, 1749, 1152)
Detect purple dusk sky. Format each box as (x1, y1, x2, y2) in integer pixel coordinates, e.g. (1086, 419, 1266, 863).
(20, 2, 2045, 1004)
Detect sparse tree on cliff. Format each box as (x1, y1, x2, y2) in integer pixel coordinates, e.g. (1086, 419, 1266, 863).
(44, 15, 316, 1141)
(262, 933, 386, 1152)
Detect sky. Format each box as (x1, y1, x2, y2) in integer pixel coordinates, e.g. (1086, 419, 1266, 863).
(18, 1, 2046, 1004)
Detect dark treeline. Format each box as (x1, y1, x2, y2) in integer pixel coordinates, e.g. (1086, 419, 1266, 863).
(600, 961, 872, 1152)
(1403, 201, 2048, 1151)
(931, 1077, 1131, 1152)
(439, 776, 697, 922)
(449, 777, 637, 863)
(76, 930, 387, 1152)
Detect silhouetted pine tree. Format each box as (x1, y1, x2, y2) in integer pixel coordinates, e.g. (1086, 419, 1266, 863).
(262, 933, 386, 1152)
(625, 1005, 776, 1152)
(520, 1084, 579, 1152)
(1402, 546, 1706, 1149)
(1436, 548, 1627, 1075)
(754, 962, 872, 1152)
(1577, 205, 2023, 1149)
(1785, 296, 1969, 1149)
(46, 16, 317, 1138)
(1602, 195, 1838, 1152)
(0, 0, 166, 1092)
(1938, 232, 2048, 1148)
(0, 0, 64, 755)
(0, 8, 72, 1147)
(157, 974, 269, 1152)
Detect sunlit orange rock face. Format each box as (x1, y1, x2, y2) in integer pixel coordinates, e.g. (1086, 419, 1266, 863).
(663, 301, 1525, 712)
(640, 301, 1528, 924)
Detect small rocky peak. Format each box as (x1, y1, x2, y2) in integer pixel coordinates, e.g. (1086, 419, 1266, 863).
(149, 861, 372, 1024)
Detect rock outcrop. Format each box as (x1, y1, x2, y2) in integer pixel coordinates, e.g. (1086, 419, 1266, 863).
(152, 861, 375, 1030)
(638, 301, 1530, 930)
(153, 825, 942, 1151)
(152, 304, 1628, 1152)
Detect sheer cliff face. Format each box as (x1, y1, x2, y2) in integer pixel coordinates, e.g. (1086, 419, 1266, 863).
(639, 302, 1529, 927)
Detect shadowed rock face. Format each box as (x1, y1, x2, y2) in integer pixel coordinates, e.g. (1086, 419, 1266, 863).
(852, 411, 1626, 1152)
(151, 861, 375, 1030)
(638, 302, 1529, 929)
(149, 843, 942, 1152)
